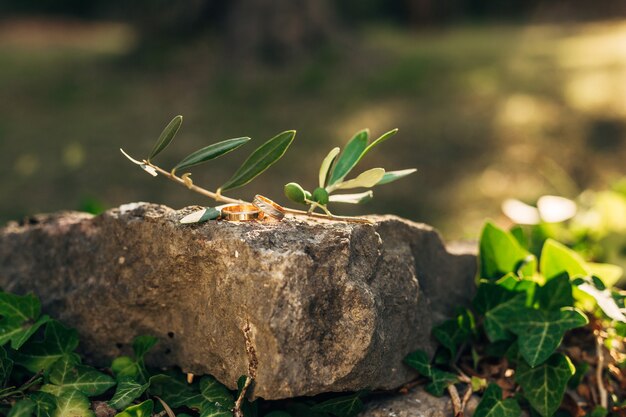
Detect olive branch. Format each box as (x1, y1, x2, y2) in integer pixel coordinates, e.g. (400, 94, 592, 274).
(121, 115, 416, 224)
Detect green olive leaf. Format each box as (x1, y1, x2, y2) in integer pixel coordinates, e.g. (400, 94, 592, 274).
(327, 129, 369, 186)
(328, 191, 373, 204)
(220, 130, 296, 192)
(360, 128, 398, 160)
(318, 147, 340, 188)
(334, 168, 385, 191)
(148, 115, 183, 161)
(284, 182, 308, 204)
(377, 169, 417, 185)
(180, 207, 221, 224)
(173, 137, 250, 173)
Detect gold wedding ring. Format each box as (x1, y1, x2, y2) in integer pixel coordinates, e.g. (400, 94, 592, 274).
(252, 195, 285, 221)
(221, 204, 261, 221)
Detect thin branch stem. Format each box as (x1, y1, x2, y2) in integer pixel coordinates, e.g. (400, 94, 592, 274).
(595, 333, 608, 408)
(138, 158, 374, 224)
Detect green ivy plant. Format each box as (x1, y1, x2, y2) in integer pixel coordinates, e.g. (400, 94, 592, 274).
(0, 290, 365, 417)
(283, 128, 416, 215)
(122, 116, 415, 223)
(405, 221, 626, 417)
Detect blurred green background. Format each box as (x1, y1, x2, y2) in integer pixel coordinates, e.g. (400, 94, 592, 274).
(2, 0, 626, 239)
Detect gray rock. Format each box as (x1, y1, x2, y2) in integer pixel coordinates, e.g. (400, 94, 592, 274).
(360, 386, 480, 417)
(0, 203, 476, 400)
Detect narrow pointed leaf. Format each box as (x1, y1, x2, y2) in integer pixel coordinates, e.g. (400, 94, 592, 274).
(516, 353, 574, 417)
(377, 169, 417, 185)
(319, 147, 340, 188)
(173, 137, 250, 173)
(327, 129, 369, 186)
(180, 208, 221, 224)
(220, 130, 296, 192)
(148, 115, 182, 160)
(329, 191, 373, 204)
(361, 128, 398, 159)
(334, 168, 385, 190)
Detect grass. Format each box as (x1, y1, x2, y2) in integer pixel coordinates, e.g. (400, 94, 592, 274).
(2, 18, 626, 237)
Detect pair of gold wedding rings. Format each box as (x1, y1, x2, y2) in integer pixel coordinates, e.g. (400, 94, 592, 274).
(221, 195, 285, 222)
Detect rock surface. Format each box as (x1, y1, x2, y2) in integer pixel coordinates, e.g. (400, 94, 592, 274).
(359, 387, 479, 417)
(0, 203, 476, 400)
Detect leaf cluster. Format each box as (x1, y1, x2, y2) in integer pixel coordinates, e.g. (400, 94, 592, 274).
(283, 128, 416, 213)
(125, 115, 296, 195)
(405, 221, 626, 417)
(0, 290, 365, 417)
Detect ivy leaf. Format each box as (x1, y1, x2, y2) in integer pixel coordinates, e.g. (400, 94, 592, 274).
(0, 346, 13, 387)
(220, 130, 296, 192)
(172, 137, 251, 173)
(540, 239, 588, 280)
(148, 115, 183, 161)
(0, 292, 50, 349)
(192, 375, 234, 411)
(479, 222, 536, 280)
(180, 207, 221, 224)
(327, 129, 369, 186)
(148, 373, 197, 408)
(473, 282, 517, 315)
(0, 315, 50, 350)
(318, 147, 340, 188)
(535, 273, 574, 310)
(52, 390, 94, 417)
(111, 356, 145, 382)
(0, 292, 40, 320)
(376, 169, 417, 185)
(8, 399, 35, 417)
(116, 399, 153, 417)
(515, 353, 574, 417)
(132, 336, 158, 360)
(43, 356, 116, 397)
(404, 350, 433, 377)
(483, 293, 527, 342)
(13, 320, 79, 373)
(432, 309, 474, 357)
(108, 376, 148, 410)
(334, 168, 385, 190)
(29, 392, 56, 417)
(328, 191, 373, 204)
(310, 393, 364, 417)
(587, 262, 623, 288)
(473, 384, 521, 417)
(508, 308, 588, 367)
(426, 369, 458, 397)
(199, 406, 233, 417)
